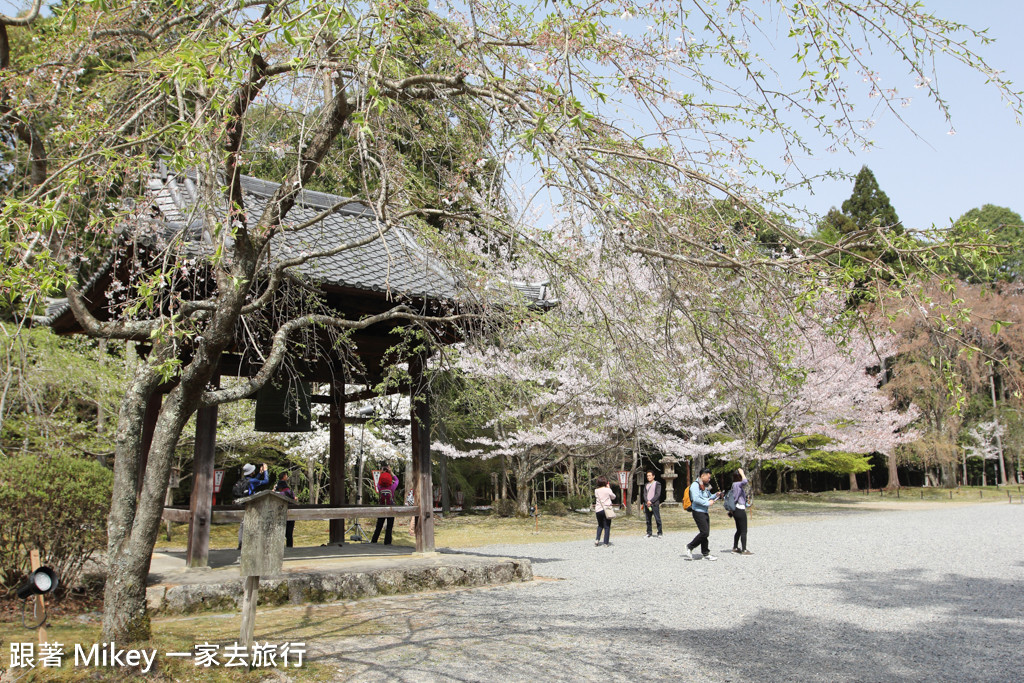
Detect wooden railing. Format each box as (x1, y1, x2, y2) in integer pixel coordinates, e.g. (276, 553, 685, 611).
(161, 504, 419, 524)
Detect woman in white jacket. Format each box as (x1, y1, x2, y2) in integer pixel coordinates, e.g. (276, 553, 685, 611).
(593, 476, 616, 546)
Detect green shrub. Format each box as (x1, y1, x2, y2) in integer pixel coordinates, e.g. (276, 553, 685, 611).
(459, 488, 477, 511)
(490, 498, 517, 517)
(540, 499, 568, 516)
(0, 454, 112, 594)
(566, 494, 592, 512)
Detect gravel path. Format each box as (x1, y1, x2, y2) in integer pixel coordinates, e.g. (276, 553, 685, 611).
(313, 503, 1024, 682)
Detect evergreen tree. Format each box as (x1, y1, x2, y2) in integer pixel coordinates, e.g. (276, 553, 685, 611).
(952, 204, 1024, 282)
(841, 166, 903, 233)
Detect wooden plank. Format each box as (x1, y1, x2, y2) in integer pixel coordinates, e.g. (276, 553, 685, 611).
(287, 505, 418, 521)
(187, 378, 218, 568)
(164, 505, 420, 523)
(309, 384, 408, 404)
(161, 508, 192, 523)
(240, 493, 289, 577)
(314, 415, 411, 426)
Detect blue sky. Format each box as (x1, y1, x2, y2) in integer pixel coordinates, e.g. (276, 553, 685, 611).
(779, 1, 1024, 231)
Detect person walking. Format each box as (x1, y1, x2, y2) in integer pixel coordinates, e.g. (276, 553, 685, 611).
(371, 467, 399, 545)
(685, 467, 721, 561)
(593, 476, 616, 546)
(642, 470, 663, 538)
(730, 468, 753, 555)
(275, 472, 297, 548)
(236, 462, 269, 549)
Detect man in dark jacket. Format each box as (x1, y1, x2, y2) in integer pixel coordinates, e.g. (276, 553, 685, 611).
(275, 472, 297, 548)
(642, 470, 663, 538)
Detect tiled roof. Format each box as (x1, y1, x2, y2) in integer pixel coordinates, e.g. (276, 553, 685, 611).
(37, 170, 555, 328)
(150, 171, 464, 300)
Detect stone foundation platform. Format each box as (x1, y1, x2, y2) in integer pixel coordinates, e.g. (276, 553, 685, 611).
(146, 545, 532, 615)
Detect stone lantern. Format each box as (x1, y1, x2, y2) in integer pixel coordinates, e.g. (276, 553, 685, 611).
(660, 455, 679, 505)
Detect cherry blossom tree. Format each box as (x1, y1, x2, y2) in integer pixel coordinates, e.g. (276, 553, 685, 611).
(435, 248, 742, 513)
(963, 421, 1004, 487)
(721, 296, 918, 491)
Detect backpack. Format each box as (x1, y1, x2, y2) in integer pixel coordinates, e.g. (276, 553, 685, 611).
(231, 477, 248, 499)
(682, 483, 693, 512)
(723, 488, 737, 512)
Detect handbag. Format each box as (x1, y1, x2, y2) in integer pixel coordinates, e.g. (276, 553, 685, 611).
(603, 503, 617, 519)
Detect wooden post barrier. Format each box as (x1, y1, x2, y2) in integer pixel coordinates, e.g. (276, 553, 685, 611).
(237, 491, 294, 652)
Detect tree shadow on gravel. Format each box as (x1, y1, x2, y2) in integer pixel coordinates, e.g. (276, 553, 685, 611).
(801, 567, 1024, 618)
(682, 569, 1024, 682)
(289, 570, 1023, 682)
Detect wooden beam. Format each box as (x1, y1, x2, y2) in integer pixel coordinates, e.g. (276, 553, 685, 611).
(314, 415, 411, 426)
(410, 355, 434, 552)
(186, 376, 218, 568)
(162, 505, 419, 524)
(328, 378, 346, 543)
(309, 384, 409, 404)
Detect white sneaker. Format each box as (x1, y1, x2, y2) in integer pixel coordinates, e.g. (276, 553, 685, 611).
(703, 554, 718, 561)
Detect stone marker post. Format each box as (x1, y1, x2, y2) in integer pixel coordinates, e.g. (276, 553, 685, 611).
(236, 490, 294, 650)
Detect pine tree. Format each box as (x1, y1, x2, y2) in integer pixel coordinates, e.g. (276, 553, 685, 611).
(841, 166, 902, 233)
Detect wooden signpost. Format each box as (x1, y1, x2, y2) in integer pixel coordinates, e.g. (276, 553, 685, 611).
(236, 490, 294, 650)
(29, 549, 47, 643)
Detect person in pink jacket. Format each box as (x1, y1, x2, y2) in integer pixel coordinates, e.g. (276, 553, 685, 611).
(372, 468, 400, 545)
(593, 476, 616, 546)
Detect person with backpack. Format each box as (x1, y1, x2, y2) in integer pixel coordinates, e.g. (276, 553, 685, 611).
(684, 467, 721, 561)
(729, 468, 753, 555)
(371, 467, 399, 545)
(641, 470, 663, 538)
(593, 476, 616, 546)
(236, 462, 269, 549)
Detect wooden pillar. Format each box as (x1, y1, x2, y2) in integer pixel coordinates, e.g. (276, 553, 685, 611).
(187, 376, 219, 567)
(137, 391, 162, 494)
(329, 378, 346, 544)
(410, 356, 434, 552)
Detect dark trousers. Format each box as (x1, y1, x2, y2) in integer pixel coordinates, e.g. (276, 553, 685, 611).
(285, 520, 295, 548)
(595, 510, 611, 544)
(687, 511, 711, 555)
(732, 508, 748, 550)
(644, 504, 662, 535)
(372, 516, 394, 544)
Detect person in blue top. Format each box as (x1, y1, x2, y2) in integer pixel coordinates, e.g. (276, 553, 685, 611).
(237, 462, 270, 550)
(685, 467, 722, 561)
(729, 468, 753, 555)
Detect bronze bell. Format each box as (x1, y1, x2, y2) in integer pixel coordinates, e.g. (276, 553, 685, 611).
(254, 378, 312, 432)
